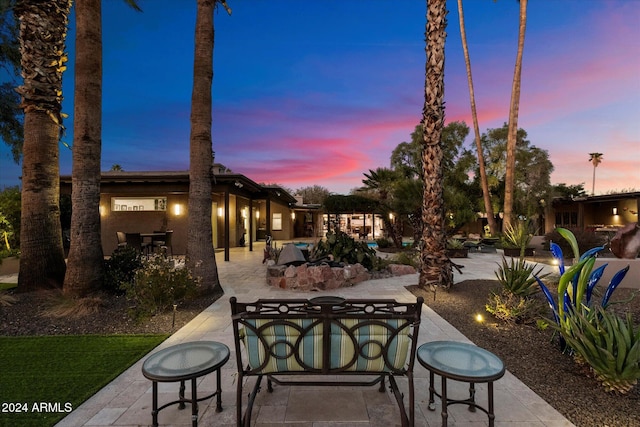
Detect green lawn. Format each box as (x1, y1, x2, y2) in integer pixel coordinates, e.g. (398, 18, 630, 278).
(0, 283, 16, 290)
(0, 334, 167, 427)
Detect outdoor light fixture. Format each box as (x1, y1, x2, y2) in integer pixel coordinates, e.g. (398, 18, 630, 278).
(475, 313, 484, 323)
(256, 210, 260, 219)
(242, 208, 248, 219)
(612, 207, 618, 215)
(291, 212, 296, 220)
(99, 205, 105, 216)
(173, 204, 183, 216)
(217, 207, 223, 217)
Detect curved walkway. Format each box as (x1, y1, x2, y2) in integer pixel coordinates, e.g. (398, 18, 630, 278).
(56, 243, 574, 427)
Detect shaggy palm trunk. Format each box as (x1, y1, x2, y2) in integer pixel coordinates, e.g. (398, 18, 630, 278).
(419, 0, 451, 290)
(187, 0, 221, 294)
(15, 0, 71, 291)
(63, 0, 104, 296)
(503, 0, 527, 232)
(457, 0, 497, 236)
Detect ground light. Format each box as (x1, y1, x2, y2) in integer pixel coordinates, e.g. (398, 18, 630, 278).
(475, 313, 484, 323)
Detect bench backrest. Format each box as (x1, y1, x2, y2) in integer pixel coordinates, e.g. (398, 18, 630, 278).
(230, 297, 423, 375)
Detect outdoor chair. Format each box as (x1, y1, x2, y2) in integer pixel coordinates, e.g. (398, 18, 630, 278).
(116, 231, 127, 248)
(152, 230, 173, 257)
(125, 232, 150, 255)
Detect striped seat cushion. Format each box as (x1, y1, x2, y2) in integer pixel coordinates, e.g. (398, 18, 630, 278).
(241, 318, 410, 374)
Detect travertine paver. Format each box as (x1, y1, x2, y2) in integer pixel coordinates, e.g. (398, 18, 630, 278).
(53, 242, 573, 427)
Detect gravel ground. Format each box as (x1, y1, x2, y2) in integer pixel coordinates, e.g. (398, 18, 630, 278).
(408, 280, 640, 427)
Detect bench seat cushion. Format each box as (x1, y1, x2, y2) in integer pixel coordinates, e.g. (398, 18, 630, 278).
(241, 318, 410, 374)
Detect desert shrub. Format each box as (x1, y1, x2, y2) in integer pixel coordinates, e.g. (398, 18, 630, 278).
(544, 227, 605, 256)
(103, 246, 143, 294)
(446, 238, 464, 249)
(485, 290, 545, 324)
(488, 255, 548, 323)
(41, 291, 103, 318)
(391, 250, 420, 268)
(375, 237, 392, 248)
(311, 231, 378, 270)
(121, 255, 199, 320)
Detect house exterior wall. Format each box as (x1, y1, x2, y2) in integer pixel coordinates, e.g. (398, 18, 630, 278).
(269, 200, 293, 241)
(100, 192, 188, 256)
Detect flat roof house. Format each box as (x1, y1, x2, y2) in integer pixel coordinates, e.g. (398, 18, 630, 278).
(59, 167, 303, 261)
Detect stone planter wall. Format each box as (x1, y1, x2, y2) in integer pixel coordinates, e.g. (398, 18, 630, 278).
(267, 263, 416, 291)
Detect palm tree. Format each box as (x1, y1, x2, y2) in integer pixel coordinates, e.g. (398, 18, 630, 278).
(187, 0, 230, 294)
(456, 0, 497, 236)
(63, 0, 141, 296)
(360, 167, 403, 247)
(14, 0, 72, 291)
(420, 0, 451, 290)
(588, 152, 603, 195)
(503, 0, 528, 232)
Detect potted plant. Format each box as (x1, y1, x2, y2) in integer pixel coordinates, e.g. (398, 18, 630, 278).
(501, 220, 534, 257)
(446, 238, 468, 258)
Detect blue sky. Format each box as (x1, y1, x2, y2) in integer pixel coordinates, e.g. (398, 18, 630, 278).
(1, 0, 639, 195)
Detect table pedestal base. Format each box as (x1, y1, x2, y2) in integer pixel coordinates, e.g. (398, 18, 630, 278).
(150, 368, 223, 427)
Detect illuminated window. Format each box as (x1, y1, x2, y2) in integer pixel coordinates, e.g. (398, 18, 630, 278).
(111, 197, 166, 212)
(272, 213, 282, 230)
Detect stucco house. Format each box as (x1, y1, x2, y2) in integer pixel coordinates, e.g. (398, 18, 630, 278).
(59, 166, 323, 261)
(547, 191, 639, 234)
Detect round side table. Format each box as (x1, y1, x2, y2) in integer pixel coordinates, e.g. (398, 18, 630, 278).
(417, 340, 505, 427)
(142, 340, 230, 427)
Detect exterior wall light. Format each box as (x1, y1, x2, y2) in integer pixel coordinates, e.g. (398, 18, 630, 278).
(291, 212, 296, 220)
(217, 207, 223, 217)
(174, 204, 183, 216)
(612, 207, 618, 215)
(256, 210, 260, 219)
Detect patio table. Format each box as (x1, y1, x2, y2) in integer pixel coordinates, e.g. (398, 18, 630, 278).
(141, 340, 230, 427)
(417, 340, 505, 427)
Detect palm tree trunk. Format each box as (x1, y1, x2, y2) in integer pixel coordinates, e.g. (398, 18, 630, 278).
(187, 0, 221, 294)
(63, 0, 104, 296)
(15, 0, 72, 291)
(420, 0, 451, 290)
(457, 0, 497, 236)
(503, 0, 527, 232)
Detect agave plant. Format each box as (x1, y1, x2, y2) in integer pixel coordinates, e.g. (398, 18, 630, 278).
(554, 307, 640, 394)
(495, 256, 547, 297)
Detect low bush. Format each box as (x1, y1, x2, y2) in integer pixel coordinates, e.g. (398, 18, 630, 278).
(121, 255, 199, 320)
(103, 246, 143, 294)
(488, 256, 547, 323)
(391, 249, 420, 269)
(485, 290, 545, 324)
(375, 237, 392, 248)
(311, 231, 378, 270)
(544, 227, 605, 256)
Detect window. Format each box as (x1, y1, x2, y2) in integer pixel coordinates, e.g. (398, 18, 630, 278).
(112, 197, 166, 212)
(272, 213, 282, 230)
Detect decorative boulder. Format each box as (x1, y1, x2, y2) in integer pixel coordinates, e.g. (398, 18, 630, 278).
(277, 243, 306, 265)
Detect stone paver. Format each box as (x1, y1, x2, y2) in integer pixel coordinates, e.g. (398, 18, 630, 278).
(50, 242, 572, 427)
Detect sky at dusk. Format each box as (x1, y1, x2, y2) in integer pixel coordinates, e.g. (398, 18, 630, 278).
(1, 0, 639, 196)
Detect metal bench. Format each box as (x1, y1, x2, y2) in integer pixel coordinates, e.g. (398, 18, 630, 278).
(230, 296, 423, 427)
